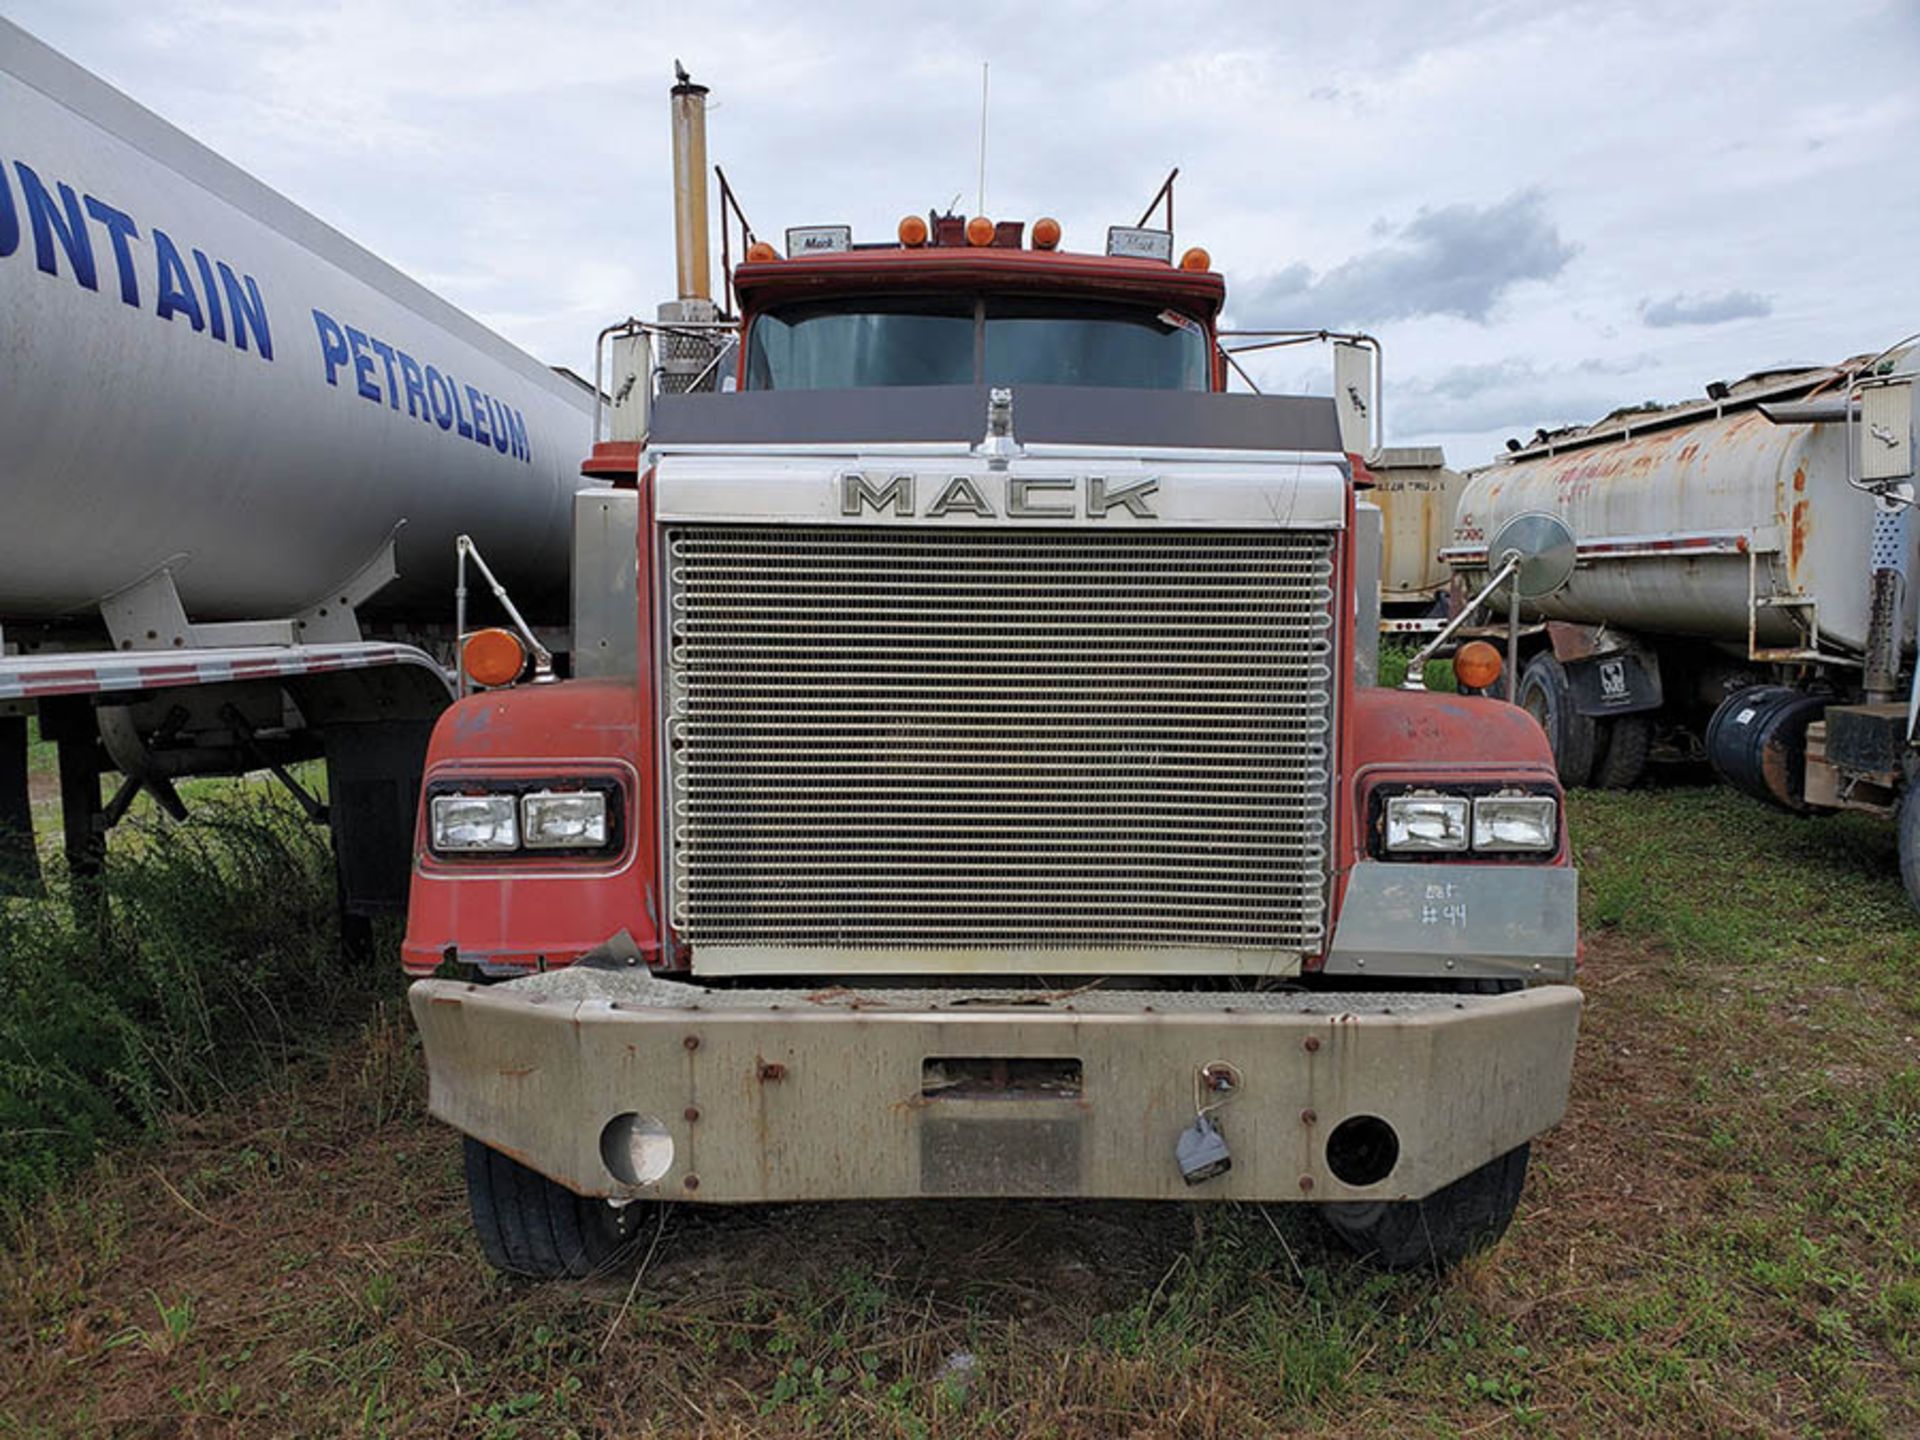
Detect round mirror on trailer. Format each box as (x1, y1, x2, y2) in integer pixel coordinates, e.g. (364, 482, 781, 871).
(1489, 511, 1577, 599)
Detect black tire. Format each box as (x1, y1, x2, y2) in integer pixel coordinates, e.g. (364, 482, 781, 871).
(1517, 654, 1599, 788)
(1899, 784, 1920, 918)
(463, 1137, 646, 1278)
(1591, 715, 1653, 790)
(1321, 1143, 1530, 1271)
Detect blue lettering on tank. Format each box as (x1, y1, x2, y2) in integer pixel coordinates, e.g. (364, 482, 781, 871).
(152, 229, 205, 332)
(0, 157, 16, 258)
(507, 407, 529, 462)
(16, 162, 97, 290)
(345, 327, 381, 403)
(466, 386, 491, 448)
(450, 375, 474, 439)
(426, 365, 455, 429)
(192, 250, 226, 342)
(82, 196, 140, 307)
(398, 351, 427, 420)
(216, 261, 272, 360)
(368, 335, 400, 408)
(312, 309, 349, 384)
(485, 397, 510, 454)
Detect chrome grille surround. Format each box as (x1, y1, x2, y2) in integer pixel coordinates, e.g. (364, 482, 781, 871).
(664, 525, 1336, 971)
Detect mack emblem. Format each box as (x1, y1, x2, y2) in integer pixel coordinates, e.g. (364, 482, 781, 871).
(839, 472, 1160, 519)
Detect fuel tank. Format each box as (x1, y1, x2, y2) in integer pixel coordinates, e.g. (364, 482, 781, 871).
(1448, 357, 1918, 657)
(0, 20, 594, 629)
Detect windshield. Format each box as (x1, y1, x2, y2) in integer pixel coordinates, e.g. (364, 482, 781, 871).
(744, 295, 1210, 391)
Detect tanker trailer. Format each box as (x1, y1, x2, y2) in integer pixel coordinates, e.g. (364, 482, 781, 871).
(0, 18, 595, 916)
(1442, 345, 1920, 908)
(1369, 446, 1468, 628)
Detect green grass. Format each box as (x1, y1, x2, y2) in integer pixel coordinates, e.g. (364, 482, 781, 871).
(2, 755, 1917, 1434)
(1376, 642, 1457, 691)
(0, 787, 376, 1211)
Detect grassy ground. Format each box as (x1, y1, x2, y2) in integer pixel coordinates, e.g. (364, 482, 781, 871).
(1, 780, 1914, 1437)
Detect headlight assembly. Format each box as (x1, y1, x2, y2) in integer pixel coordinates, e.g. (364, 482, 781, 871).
(1383, 794, 1470, 853)
(522, 790, 610, 849)
(1472, 794, 1558, 853)
(429, 793, 519, 852)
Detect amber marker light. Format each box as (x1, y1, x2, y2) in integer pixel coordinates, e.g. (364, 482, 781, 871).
(464, 627, 528, 689)
(1179, 246, 1212, 272)
(898, 214, 929, 247)
(1452, 641, 1504, 692)
(1031, 216, 1062, 251)
(966, 215, 995, 247)
(745, 240, 778, 263)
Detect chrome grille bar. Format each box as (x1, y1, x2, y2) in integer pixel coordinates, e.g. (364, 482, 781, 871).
(665, 527, 1335, 964)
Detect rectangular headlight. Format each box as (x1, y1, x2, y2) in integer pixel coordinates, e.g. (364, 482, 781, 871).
(521, 790, 609, 849)
(1472, 795, 1558, 852)
(429, 793, 518, 852)
(1383, 794, 1470, 852)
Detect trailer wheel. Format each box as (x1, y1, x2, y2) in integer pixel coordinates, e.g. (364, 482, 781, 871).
(463, 1137, 645, 1278)
(1517, 655, 1598, 788)
(1591, 715, 1653, 790)
(1320, 1143, 1530, 1271)
(1900, 785, 1920, 917)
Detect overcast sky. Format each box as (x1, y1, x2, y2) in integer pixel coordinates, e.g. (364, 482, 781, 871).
(11, 0, 1918, 466)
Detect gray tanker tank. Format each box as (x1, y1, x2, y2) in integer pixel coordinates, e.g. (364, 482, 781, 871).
(0, 18, 594, 630)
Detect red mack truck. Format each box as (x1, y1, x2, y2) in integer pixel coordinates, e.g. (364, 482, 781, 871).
(402, 74, 1584, 1278)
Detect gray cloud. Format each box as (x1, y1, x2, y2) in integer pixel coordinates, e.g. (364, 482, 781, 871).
(1392, 353, 1662, 438)
(1237, 189, 1578, 329)
(1640, 290, 1772, 328)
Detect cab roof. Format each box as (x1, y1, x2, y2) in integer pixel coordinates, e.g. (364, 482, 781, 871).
(732, 246, 1226, 321)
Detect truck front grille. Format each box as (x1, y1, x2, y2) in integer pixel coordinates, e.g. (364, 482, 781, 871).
(664, 526, 1335, 960)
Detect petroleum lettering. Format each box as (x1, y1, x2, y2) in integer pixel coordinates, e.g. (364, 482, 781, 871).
(466, 385, 491, 448)
(398, 351, 427, 419)
(451, 378, 474, 439)
(313, 309, 350, 384)
(426, 365, 455, 429)
(486, 397, 510, 454)
(345, 326, 381, 402)
(82, 196, 140, 307)
(16, 162, 96, 289)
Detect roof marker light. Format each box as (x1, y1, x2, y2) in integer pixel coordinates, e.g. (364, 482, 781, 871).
(745, 240, 778, 263)
(898, 214, 929, 247)
(1179, 246, 1212, 272)
(1031, 216, 1062, 250)
(966, 215, 995, 247)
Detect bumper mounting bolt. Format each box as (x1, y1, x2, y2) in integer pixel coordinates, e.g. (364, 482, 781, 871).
(683, 1035, 700, 1052)
(1300, 1108, 1317, 1125)
(684, 1106, 700, 1123)
(683, 1174, 700, 1192)
(1303, 1036, 1321, 1053)
(1299, 1175, 1314, 1192)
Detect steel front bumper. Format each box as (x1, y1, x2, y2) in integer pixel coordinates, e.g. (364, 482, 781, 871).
(411, 967, 1582, 1206)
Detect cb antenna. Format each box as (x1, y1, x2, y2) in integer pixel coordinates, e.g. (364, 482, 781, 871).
(977, 62, 989, 216)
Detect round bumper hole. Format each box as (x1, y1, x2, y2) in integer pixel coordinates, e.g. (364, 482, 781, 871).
(600, 1112, 674, 1186)
(1325, 1114, 1399, 1187)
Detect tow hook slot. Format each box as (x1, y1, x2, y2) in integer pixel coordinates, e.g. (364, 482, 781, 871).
(921, 1056, 1082, 1100)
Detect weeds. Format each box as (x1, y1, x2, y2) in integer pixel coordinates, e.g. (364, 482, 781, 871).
(0, 790, 377, 1212)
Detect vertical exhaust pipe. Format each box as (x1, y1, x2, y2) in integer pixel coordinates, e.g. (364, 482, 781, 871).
(670, 66, 712, 304)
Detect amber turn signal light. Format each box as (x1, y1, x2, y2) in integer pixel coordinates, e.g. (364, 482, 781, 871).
(464, 627, 527, 689)
(1179, 246, 1212, 272)
(965, 215, 995, 247)
(1031, 216, 1062, 250)
(1453, 640, 1504, 692)
(745, 240, 778, 263)
(898, 214, 929, 247)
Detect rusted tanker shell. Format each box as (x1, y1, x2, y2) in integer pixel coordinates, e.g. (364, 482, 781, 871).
(1452, 403, 1917, 656)
(1371, 447, 1467, 605)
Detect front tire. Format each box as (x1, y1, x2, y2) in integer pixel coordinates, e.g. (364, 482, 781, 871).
(463, 1137, 646, 1278)
(1321, 1144, 1530, 1270)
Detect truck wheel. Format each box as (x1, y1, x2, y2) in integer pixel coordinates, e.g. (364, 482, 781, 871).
(1320, 1143, 1529, 1270)
(463, 1137, 644, 1278)
(1900, 785, 1920, 917)
(1517, 655, 1598, 788)
(1591, 715, 1652, 790)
